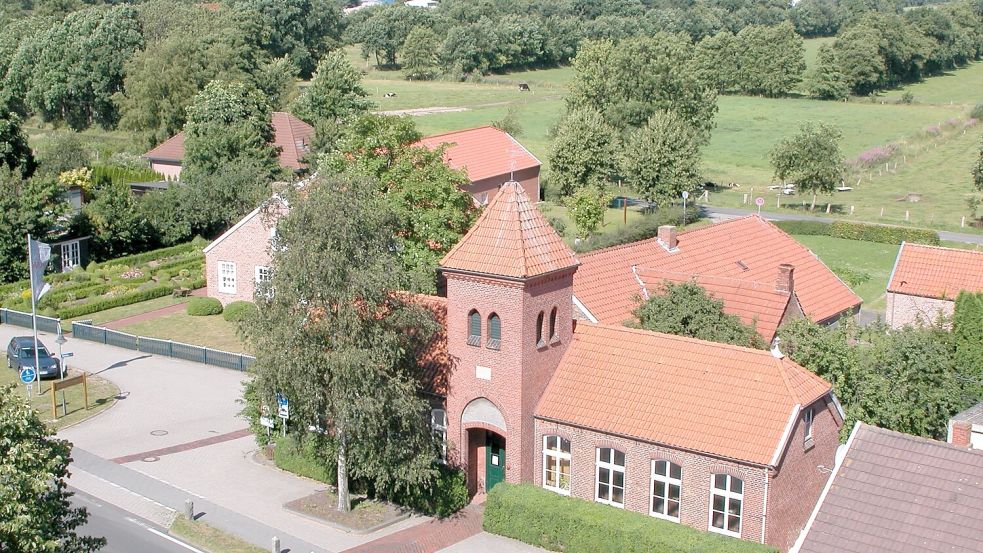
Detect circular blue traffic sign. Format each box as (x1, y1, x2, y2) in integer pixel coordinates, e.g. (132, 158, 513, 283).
(19, 368, 36, 384)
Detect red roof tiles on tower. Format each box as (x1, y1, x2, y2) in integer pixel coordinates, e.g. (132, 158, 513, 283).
(440, 181, 578, 279)
(887, 243, 983, 299)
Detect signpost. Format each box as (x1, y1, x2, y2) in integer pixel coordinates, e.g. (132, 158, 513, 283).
(682, 190, 689, 225)
(50, 372, 88, 420)
(755, 196, 765, 216)
(20, 368, 35, 398)
(276, 393, 289, 437)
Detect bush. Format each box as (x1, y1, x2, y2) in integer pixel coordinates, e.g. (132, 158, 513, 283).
(971, 103, 983, 120)
(384, 465, 469, 518)
(954, 292, 983, 382)
(223, 301, 258, 322)
(573, 206, 704, 253)
(57, 284, 174, 319)
(773, 220, 830, 236)
(828, 221, 939, 245)
(274, 435, 337, 485)
(155, 271, 172, 283)
(484, 483, 776, 553)
(88, 240, 201, 270)
(548, 216, 567, 237)
(187, 297, 223, 316)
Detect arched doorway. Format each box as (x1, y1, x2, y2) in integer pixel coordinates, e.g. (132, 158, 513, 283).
(461, 398, 507, 495)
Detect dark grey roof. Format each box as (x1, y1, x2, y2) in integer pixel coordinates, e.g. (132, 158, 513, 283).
(951, 402, 983, 426)
(798, 423, 983, 553)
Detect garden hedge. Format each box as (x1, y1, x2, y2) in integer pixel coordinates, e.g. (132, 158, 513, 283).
(57, 284, 174, 319)
(484, 483, 776, 553)
(223, 301, 258, 322)
(90, 238, 204, 270)
(573, 206, 705, 253)
(384, 464, 469, 518)
(187, 297, 223, 316)
(774, 220, 939, 245)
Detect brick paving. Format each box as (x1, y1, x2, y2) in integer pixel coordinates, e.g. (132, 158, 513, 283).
(101, 288, 205, 330)
(110, 428, 252, 464)
(341, 504, 485, 553)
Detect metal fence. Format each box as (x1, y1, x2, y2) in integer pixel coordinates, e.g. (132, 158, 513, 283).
(70, 321, 255, 372)
(0, 308, 61, 334)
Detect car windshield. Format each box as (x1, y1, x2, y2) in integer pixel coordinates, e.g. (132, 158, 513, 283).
(18, 347, 49, 358)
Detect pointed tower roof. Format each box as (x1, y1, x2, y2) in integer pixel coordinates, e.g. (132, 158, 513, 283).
(441, 182, 579, 279)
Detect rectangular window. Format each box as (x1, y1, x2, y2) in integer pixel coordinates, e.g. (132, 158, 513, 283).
(543, 435, 571, 495)
(255, 266, 271, 284)
(651, 460, 681, 522)
(804, 408, 814, 443)
(431, 409, 447, 462)
(61, 241, 81, 272)
(219, 262, 237, 294)
(710, 474, 743, 537)
(595, 447, 626, 508)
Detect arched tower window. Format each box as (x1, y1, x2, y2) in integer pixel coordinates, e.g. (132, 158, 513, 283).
(549, 307, 558, 343)
(487, 313, 501, 350)
(467, 310, 481, 346)
(536, 311, 545, 348)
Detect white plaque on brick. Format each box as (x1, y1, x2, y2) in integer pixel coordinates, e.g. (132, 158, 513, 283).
(476, 365, 491, 380)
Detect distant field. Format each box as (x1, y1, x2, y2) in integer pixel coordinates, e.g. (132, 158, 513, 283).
(791, 235, 901, 310)
(880, 61, 983, 106)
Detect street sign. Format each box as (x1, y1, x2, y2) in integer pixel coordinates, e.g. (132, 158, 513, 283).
(19, 368, 36, 384)
(755, 197, 765, 207)
(681, 191, 689, 200)
(259, 416, 275, 429)
(62, 352, 74, 358)
(276, 393, 289, 419)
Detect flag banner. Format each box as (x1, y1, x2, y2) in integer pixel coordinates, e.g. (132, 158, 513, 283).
(29, 237, 51, 302)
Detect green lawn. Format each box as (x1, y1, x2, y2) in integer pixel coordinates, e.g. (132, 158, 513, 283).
(792, 235, 901, 310)
(0, 366, 118, 430)
(879, 60, 983, 106)
(61, 295, 190, 332)
(119, 311, 248, 354)
(170, 516, 265, 553)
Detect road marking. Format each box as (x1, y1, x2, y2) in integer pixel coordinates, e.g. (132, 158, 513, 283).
(75, 469, 176, 513)
(125, 517, 207, 553)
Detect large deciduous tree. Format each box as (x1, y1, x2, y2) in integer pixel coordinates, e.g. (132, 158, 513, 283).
(735, 22, 806, 97)
(833, 24, 887, 95)
(563, 184, 609, 240)
(0, 112, 35, 177)
(770, 121, 844, 210)
(619, 110, 703, 205)
(632, 281, 765, 349)
(80, 179, 153, 259)
(401, 26, 441, 80)
(548, 108, 618, 197)
(242, 175, 442, 513)
(0, 384, 105, 552)
(0, 170, 67, 283)
(973, 134, 983, 191)
(232, 0, 342, 78)
(809, 44, 850, 100)
(291, 50, 372, 126)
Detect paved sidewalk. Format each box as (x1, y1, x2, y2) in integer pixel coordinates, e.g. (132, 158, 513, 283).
(101, 289, 205, 330)
(342, 505, 484, 553)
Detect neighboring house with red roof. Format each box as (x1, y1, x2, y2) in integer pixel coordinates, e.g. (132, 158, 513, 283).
(792, 422, 983, 553)
(142, 112, 315, 180)
(415, 126, 541, 204)
(885, 243, 983, 329)
(572, 217, 862, 342)
(433, 182, 841, 552)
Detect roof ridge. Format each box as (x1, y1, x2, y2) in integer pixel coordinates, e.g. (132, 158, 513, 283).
(582, 321, 782, 357)
(513, 185, 529, 276)
(637, 268, 784, 293)
(859, 422, 983, 455)
(419, 125, 497, 141)
(902, 242, 983, 254)
(579, 215, 760, 259)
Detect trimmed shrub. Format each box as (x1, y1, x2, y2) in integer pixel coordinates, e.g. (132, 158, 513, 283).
(187, 297, 223, 316)
(152, 255, 205, 274)
(484, 483, 776, 553)
(274, 435, 337, 485)
(57, 284, 174, 319)
(773, 220, 830, 236)
(155, 271, 172, 283)
(89, 240, 200, 270)
(223, 301, 258, 322)
(828, 221, 939, 245)
(384, 465, 469, 518)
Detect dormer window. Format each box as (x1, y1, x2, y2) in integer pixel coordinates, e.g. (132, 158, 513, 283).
(536, 311, 546, 348)
(468, 310, 481, 346)
(487, 313, 501, 350)
(549, 307, 559, 344)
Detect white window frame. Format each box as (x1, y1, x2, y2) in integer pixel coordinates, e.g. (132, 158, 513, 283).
(542, 435, 571, 495)
(218, 261, 237, 294)
(709, 474, 744, 538)
(431, 409, 447, 462)
(650, 460, 682, 522)
(804, 407, 814, 442)
(595, 447, 626, 508)
(255, 266, 271, 284)
(61, 241, 81, 272)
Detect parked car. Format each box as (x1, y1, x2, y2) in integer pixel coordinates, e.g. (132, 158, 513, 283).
(6, 336, 61, 380)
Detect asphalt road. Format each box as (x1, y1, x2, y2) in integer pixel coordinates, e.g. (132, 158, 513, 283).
(72, 489, 203, 553)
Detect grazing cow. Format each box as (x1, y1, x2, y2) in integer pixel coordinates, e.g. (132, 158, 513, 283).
(518, 83, 530, 91)
(384, 92, 397, 98)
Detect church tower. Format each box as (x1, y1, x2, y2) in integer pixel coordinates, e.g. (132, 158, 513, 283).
(439, 181, 579, 494)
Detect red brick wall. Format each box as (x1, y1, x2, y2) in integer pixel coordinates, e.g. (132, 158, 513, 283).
(444, 267, 574, 491)
(765, 396, 842, 552)
(533, 419, 769, 545)
(950, 420, 972, 447)
(204, 210, 274, 306)
(466, 167, 540, 204)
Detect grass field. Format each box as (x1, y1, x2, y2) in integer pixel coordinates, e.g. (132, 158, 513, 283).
(60, 296, 190, 332)
(0, 366, 118, 430)
(792, 235, 901, 310)
(880, 61, 983, 106)
(119, 312, 248, 354)
(170, 516, 265, 553)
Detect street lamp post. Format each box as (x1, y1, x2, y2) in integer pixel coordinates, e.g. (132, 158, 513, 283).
(55, 326, 67, 417)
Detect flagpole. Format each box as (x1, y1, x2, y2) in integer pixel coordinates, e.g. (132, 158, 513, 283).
(28, 234, 41, 396)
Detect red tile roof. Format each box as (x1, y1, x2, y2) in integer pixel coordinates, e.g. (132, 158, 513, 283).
(440, 181, 578, 279)
(887, 243, 983, 299)
(413, 294, 450, 396)
(535, 323, 831, 466)
(416, 126, 540, 183)
(142, 112, 315, 171)
(573, 216, 861, 326)
(635, 269, 793, 342)
(798, 423, 983, 553)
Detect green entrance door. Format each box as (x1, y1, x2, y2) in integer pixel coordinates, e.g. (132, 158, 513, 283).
(485, 432, 505, 491)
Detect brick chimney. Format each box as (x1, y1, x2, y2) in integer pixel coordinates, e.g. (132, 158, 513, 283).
(658, 225, 678, 250)
(776, 263, 794, 294)
(950, 420, 972, 447)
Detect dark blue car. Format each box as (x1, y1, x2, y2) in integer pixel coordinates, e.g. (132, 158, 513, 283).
(6, 336, 61, 380)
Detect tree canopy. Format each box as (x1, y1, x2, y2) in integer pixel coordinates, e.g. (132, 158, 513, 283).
(0, 112, 35, 177)
(548, 108, 618, 197)
(632, 281, 765, 349)
(620, 110, 704, 205)
(0, 170, 67, 283)
(770, 121, 844, 209)
(291, 50, 373, 126)
(0, 384, 105, 552)
(232, 0, 343, 78)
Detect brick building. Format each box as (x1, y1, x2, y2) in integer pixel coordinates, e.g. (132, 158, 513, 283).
(142, 112, 315, 180)
(572, 216, 862, 342)
(434, 182, 842, 552)
(948, 402, 983, 450)
(202, 199, 284, 305)
(885, 243, 983, 329)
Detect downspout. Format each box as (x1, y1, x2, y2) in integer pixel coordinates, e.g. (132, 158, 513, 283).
(761, 468, 770, 544)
